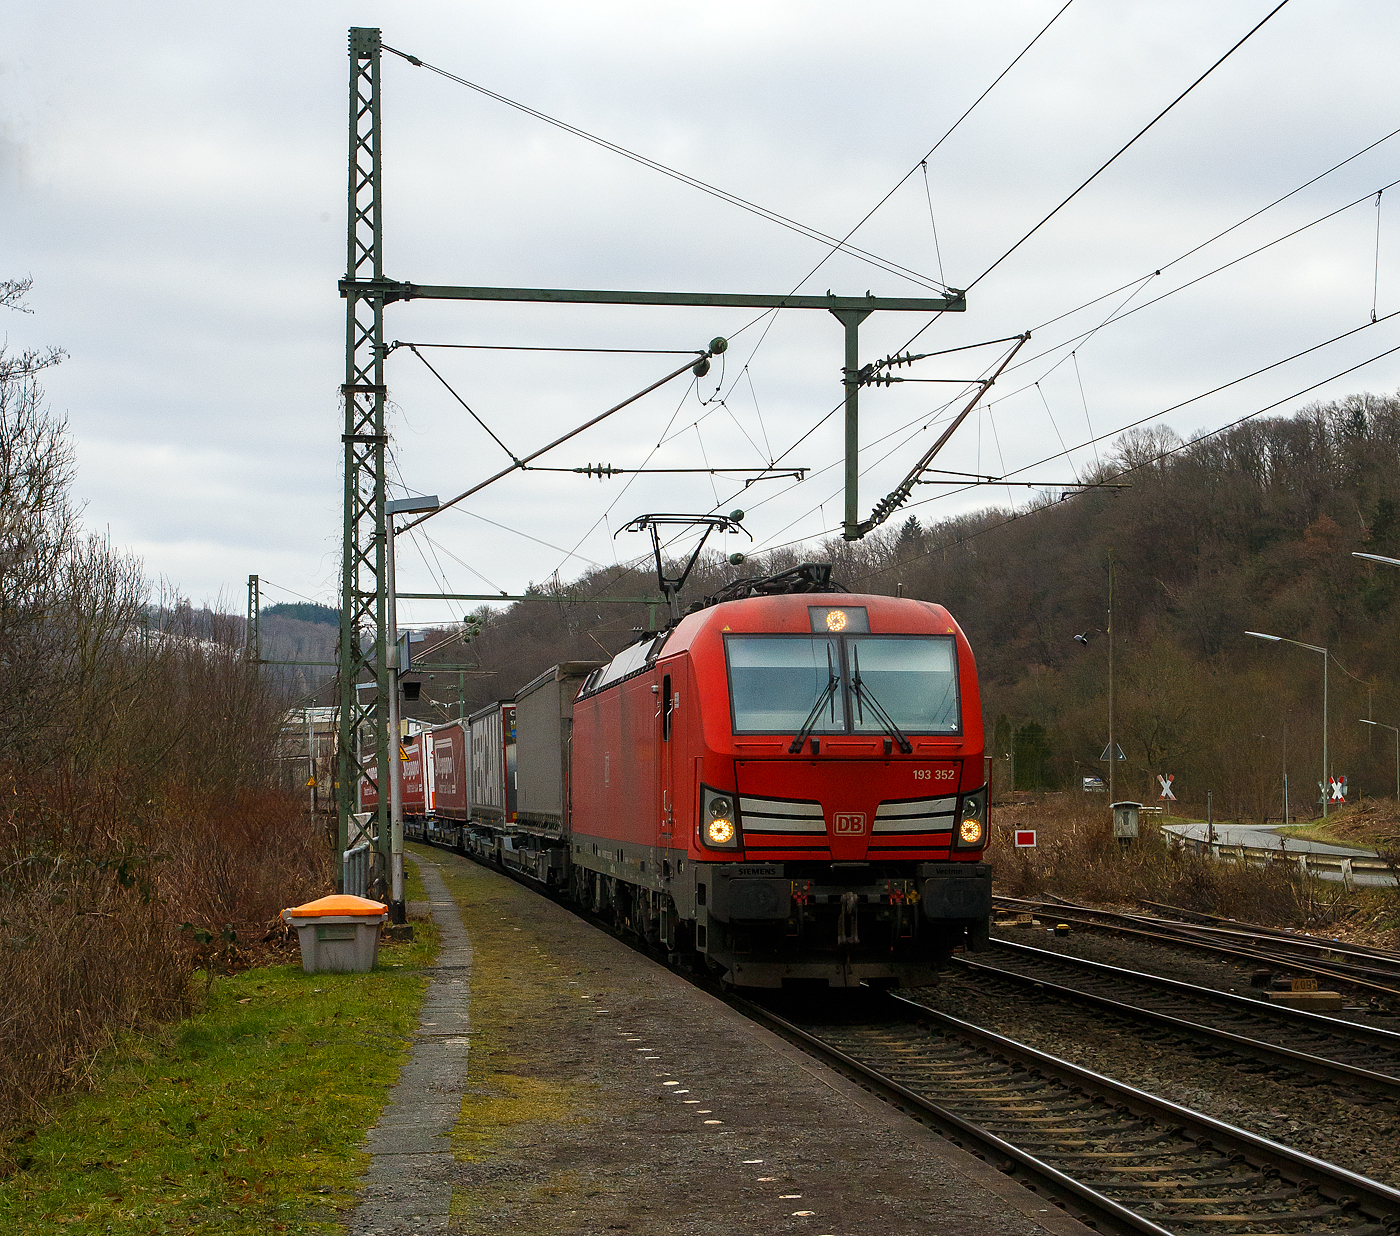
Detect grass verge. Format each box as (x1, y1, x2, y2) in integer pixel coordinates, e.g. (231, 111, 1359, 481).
(0, 906, 437, 1235)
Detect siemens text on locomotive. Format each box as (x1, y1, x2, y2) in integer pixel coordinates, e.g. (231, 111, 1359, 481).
(381, 567, 991, 988)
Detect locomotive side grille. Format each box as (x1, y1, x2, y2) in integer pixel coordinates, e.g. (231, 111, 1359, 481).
(739, 796, 826, 835)
(872, 796, 956, 833)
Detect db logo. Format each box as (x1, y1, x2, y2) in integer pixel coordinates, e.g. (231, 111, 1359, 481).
(833, 813, 867, 836)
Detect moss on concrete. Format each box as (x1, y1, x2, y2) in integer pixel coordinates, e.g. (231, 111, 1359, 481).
(423, 852, 595, 1230)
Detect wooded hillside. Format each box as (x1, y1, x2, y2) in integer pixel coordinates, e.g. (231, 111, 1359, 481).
(400, 391, 1400, 822)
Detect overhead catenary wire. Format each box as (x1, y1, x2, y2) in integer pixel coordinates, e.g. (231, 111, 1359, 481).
(391, 340, 703, 356)
(405, 344, 521, 464)
(259, 578, 335, 609)
(884, 124, 1400, 386)
(383, 6, 1350, 603)
(1374, 190, 1385, 323)
(757, 312, 1400, 561)
(1072, 352, 1100, 470)
(702, 1, 1078, 417)
(877, 330, 1400, 563)
(445, 508, 607, 570)
(1029, 123, 1400, 338)
(380, 43, 950, 294)
(770, 0, 1078, 297)
(400, 354, 708, 533)
(968, 0, 1295, 290)
(1001, 175, 1400, 386)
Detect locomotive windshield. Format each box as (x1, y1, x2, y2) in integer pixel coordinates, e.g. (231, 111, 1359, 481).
(725, 633, 960, 735)
(726, 636, 844, 733)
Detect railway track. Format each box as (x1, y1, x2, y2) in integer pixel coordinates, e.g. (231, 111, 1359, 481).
(945, 939, 1400, 1100)
(994, 895, 1400, 1002)
(746, 993, 1400, 1236)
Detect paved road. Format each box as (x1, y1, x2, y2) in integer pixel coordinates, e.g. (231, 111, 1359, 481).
(1163, 821, 1378, 856)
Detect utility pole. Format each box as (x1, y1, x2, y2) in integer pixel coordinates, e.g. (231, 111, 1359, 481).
(246, 574, 260, 662)
(307, 708, 315, 817)
(338, 27, 392, 891)
(384, 494, 439, 924)
(833, 308, 871, 540)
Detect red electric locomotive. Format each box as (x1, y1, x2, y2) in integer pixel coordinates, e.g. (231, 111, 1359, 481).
(565, 565, 990, 989)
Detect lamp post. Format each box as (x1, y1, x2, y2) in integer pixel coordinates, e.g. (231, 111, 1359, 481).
(1075, 552, 1117, 801)
(1360, 718, 1400, 800)
(1246, 630, 1328, 817)
(385, 494, 440, 923)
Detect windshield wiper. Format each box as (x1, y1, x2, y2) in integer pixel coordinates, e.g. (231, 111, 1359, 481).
(788, 645, 839, 754)
(851, 645, 913, 754)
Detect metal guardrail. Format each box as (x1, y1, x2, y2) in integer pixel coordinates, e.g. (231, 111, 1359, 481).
(1174, 836, 1396, 888)
(343, 842, 372, 898)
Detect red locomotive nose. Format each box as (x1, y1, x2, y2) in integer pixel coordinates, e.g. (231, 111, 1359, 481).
(735, 759, 962, 862)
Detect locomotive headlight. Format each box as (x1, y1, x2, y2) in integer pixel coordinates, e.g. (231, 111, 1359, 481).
(824, 609, 848, 632)
(955, 787, 988, 849)
(707, 817, 736, 845)
(700, 785, 742, 849)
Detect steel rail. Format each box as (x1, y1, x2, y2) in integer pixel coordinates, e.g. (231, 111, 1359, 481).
(1135, 899, 1400, 964)
(1125, 917, 1400, 981)
(885, 998, 1400, 1225)
(1039, 896, 1400, 978)
(741, 993, 1400, 1235)
(729, 995, 1174, 1236)
(989, 937, 1400, 1048)
(993, 895, 1400, 1000)
(948, 950, 1400, 1099)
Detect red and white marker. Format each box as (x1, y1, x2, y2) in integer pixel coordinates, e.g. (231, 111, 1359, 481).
(1014, 829, 1037, 848)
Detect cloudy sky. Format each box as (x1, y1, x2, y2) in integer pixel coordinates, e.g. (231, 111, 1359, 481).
(5, 1, 1400, 626)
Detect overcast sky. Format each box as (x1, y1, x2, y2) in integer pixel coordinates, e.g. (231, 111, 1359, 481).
(6, 1, 1400, 626)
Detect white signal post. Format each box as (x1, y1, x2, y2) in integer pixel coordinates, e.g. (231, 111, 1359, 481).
(385, 494, 440, 924)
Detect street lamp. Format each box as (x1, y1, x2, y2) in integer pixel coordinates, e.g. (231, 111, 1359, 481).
(1353, 551, 1400, 568)
(385, 494, 439, 923)
(1360, 718, 1400, 801)
(1246, 630, 1329, 817)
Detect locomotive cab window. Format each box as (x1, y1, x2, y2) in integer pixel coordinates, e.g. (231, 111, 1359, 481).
(725, 632, 961, 736)
(848, 636, 959, 734)
(726, 636, 844, 734)
(661, 673, 672, 741)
